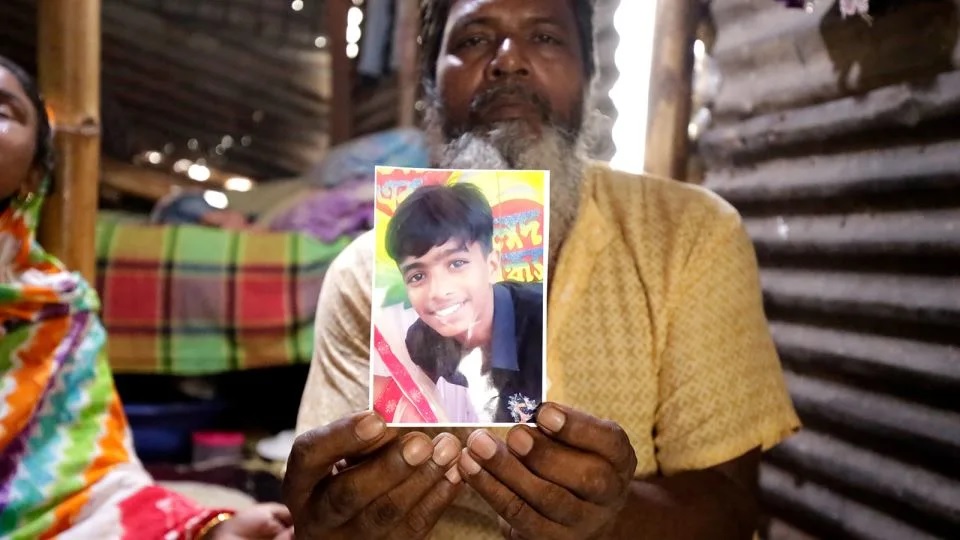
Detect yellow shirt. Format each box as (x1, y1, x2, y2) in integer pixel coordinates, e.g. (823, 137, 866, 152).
(295, 162, 801, 538)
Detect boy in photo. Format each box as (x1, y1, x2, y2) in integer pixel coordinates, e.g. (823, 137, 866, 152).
(385, 182, 544, 424)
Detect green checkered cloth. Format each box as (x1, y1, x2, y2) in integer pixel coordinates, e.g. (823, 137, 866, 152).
(95, 219, 352, 374)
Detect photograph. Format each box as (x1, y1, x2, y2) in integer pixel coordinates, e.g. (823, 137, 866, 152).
(370, 167, 548, 426)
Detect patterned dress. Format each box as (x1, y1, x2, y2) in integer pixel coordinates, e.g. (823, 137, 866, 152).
(0, 189, 227, 539)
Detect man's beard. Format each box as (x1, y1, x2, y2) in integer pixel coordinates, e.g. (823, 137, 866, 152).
(423, 94, 590, 270)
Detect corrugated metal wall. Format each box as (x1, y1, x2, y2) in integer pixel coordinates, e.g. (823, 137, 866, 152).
(588, 0, 621, 161)
(353, 80, 402, 138)
(699, 1, 960, 538)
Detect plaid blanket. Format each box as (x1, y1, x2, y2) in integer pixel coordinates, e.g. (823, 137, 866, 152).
(95, 220, 352, 374)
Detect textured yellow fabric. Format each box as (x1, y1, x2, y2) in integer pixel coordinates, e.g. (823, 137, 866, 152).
(295, 162, 801, 538)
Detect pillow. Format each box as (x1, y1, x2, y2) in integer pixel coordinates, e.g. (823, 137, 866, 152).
(308, 127, 429, 188)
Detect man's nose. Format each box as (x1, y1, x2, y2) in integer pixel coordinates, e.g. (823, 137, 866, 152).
(486, 38, 530, 80)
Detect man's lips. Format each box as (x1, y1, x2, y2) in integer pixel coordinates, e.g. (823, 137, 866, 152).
(471, 85, 551, 123)
(482, 91, 535, 108)
(482, 99, 540, 121)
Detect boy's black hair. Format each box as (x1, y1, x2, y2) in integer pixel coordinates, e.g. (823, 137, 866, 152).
(0, 55, 55, 176)
(419, 0, 597, 90)
(386, 183, 494, 264)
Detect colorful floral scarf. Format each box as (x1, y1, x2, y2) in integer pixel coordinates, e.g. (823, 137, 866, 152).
(0, 189, 224, 539)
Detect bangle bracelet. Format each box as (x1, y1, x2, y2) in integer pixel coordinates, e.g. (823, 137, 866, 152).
(196, 512, 233, 540)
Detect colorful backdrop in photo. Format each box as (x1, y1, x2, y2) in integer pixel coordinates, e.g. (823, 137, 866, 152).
(373, 166, 548, 310)
(371, 167, 548, 424)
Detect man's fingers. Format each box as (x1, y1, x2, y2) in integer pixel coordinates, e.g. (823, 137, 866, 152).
(399, 464, 464, 537)
(380, 440, 465, 540)
(458, 445, 570, 539)
(460, 430, 591, 527)
(506, 425, 624, 505)
(281, 412, 397, 518)
(535, 403, 637, 478)
(345, 433, 463, 537)
(309, 431, 436, 528)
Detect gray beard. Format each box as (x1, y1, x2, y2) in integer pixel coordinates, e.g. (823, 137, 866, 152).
(427, 115, 587, 272)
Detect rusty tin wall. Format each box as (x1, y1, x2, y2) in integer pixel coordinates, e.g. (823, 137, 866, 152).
(700, 0, 960, 538)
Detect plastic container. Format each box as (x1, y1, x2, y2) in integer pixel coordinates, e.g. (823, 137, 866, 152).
(124, 400, 226, 463)
(192, 431, 245, 467)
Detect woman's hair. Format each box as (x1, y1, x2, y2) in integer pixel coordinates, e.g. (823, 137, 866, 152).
(419, 0, 597, 90)
(0, 55, 55, 176)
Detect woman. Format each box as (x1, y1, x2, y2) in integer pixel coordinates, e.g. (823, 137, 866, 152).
(0, 56, 291, 539)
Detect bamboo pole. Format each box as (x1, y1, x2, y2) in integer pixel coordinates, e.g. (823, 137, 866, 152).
(644, 0, 698, 180)
(327, 0, 353, 145)
(395, 0, 421, 127)
(37, 0, 102, 283)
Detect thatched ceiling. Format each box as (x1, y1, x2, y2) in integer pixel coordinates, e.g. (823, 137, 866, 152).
(1, 0, 625, 182)
(1, 0, 335, 181)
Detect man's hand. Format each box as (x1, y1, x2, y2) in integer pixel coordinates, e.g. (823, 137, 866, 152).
(282, 412, 464, 539)
(457, 403, 637, 540)
(207, 503, 293, 539)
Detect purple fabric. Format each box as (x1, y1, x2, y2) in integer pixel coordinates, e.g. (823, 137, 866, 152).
(269, 128, 428, 241)
(267, 180, 374, 243)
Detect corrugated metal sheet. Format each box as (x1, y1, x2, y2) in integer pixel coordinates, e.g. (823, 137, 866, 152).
(589, 0, 621, 161)
(700, 1, 960, 538)
(354, 79, 402, 137)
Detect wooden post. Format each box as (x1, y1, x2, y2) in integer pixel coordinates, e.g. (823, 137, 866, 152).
(395, 0, 421, 127)
(37, 0, 101, 282)
(327, 0, 353, 145)
(645, 0, 697, 180)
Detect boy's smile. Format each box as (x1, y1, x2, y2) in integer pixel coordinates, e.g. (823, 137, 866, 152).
(432, 301, 465, 319)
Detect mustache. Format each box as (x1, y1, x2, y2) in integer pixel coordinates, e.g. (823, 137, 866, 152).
(469, 83, 552, 123)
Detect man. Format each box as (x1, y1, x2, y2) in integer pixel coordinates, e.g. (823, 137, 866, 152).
(284, 0, 800, 538)
(386, 183, 543, 424)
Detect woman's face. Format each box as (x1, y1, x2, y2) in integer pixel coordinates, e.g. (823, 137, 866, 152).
(0, 66, 41, 201)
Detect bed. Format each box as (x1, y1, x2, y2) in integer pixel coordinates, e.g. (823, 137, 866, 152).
(97, 127, 429, 376)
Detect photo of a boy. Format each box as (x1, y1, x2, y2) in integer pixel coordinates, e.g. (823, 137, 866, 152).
(384, 182, 544, 424)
